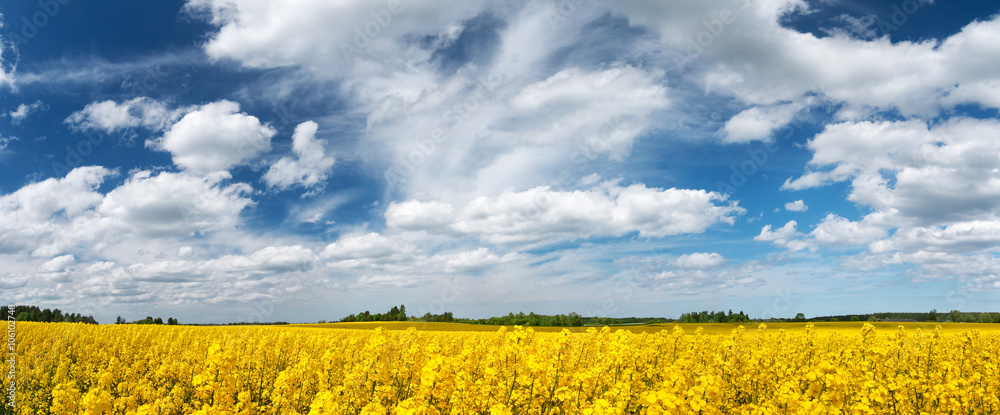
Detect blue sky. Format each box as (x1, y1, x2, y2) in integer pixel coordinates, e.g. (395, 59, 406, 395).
(1, 0, 998, 324)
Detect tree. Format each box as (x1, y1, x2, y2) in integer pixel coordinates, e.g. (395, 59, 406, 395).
(850, 316, 860, 321)
(793, 313, 806, 322)
(116, 316, 126, 324)
(867, 315, 878, 322)
(928, 309, 938, 322)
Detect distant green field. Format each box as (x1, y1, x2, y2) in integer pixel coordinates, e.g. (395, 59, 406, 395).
(285, 320, 1000, 335)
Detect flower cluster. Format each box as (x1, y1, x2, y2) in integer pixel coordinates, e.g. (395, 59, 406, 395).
(7, 322, 999, 414)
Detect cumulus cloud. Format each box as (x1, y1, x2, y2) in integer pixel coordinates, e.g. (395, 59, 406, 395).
(38, 255, 75, 273)
(610, 0, 1000, 121)
(871, 220, 1000, 255)
(96, 170, 254, 238)
(722, 102, 803, 143)
(754, 221, 814, 252)
(146, 100, 275, 173)
(0, 166, 254, 257)
(320, 232, 415, 262)
(66, 97, 181, 132)
(387, 182, 743, 244)
(262, 121, 336, 191)
(184, 0, 489, 72)
(811, 214, 887, 247)
(382, 200, 455, 232)
(784, 200, 808, 212)
(43, 245, 318, 305)
(785, 118, 1000, 226)
(0, 166, 113, 255)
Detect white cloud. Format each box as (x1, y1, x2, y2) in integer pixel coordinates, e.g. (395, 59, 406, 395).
(65, 97, 181, 132)
(0, 40, 13, 89)
(320, 232, 414, 261)
(185, 0, 670, 201)
(262, 121, 336, 191)
(96, 170, 254, 238)
(611, 0, 1000, 118)
(785, 118, 1000, 226)
(634, 256, 767, 293)
(384, 200, 455, 232)
(365, 63, 670, 199)
(184, 0, 489, 72)
(872, 220, 1000, 255)
(508, 66, 669, 160)
(810, 214, 887, 247)
(0, 135, 16, 152)
(387, 182, 744, 244)
(823, 14, 878, 40)
(38, 255, 75, 273)
(0, 166, 254, 258)
(9, 101, 44, 124)
(320, 231, 522, 287)
(754, 220, 814, 252)
(42, 245, 319, 305)
(434, 247, 522, 273)
(784, 200, 808, 212)
(146, 100, 275, 173)
(672, 252, 727, 269)
(722, 102, 802, 143)
(0, 166, 112, 255)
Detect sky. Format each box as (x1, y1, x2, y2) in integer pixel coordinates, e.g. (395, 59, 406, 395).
(0, 0, 998, 324)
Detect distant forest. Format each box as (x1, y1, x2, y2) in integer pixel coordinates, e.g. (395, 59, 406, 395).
(334, 306, 1000, 327)
(2, 305, 98, 324)
(813, 310, 1000, 323)
(10, 304, 1000, 326)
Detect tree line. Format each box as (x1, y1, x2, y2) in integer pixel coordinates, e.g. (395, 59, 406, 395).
(338, 307, 671, 327)
(1, 305, 98, 324)
(116, 316, 179, 325)
(327, 306, 1000, 327)
(339, 305, 408, 322)
(677, 310, 751, 324)
(813, 310, 1000, 323)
